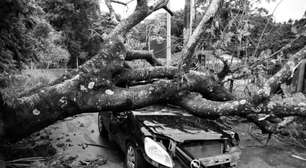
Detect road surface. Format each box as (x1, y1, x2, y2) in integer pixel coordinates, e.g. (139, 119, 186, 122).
(12, 113, 306, 168)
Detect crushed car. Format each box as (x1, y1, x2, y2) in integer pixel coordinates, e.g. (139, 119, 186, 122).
(98, 105, 241, 168)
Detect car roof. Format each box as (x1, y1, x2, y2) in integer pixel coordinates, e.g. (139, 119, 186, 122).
(131, 105, 193, 116)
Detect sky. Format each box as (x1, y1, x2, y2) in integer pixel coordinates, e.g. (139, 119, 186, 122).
(100, 0, 306, 22)
(258, 0, 306, 22)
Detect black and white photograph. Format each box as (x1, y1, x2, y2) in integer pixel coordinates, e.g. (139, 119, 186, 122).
(1, 0, 306, 167)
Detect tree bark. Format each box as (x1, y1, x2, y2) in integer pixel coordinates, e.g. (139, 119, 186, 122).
(1, 70, 229, 141)
(18, 37, 126, 98)
(0, 0, 173, 142)
(114, 66, 178, 86)
(0, 36, 127, 140)
(126, 50, 162, 66)
(259, 45, 306, 97)
(176, 92, 306, 118)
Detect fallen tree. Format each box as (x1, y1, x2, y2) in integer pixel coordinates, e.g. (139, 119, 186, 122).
(1, 0, 306, 143)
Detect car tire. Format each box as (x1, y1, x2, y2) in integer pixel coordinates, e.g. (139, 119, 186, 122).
(98, 112, 108, 138)
(125, 142, 147, 168)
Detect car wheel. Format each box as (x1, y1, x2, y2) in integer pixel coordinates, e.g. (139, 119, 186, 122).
(125, 143, 147, 168)
(98, 112, 108, 138)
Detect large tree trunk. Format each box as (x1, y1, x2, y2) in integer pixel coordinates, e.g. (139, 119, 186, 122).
(1, 37, 126, 141)
(0, 0, 218, 141)
(1, 69, 230, 141)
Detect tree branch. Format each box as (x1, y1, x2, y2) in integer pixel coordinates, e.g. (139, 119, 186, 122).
(114, 66, 178, 85)
(126, 50, 162, 66)
(107, 0, 169, 38)
(258, 45, 306, 98)
(177, 92, 306, 118)
(175, 92, 248, 118)
(18, 37, 126, 98)
(214, 54, 231, 80)
(3, 70, 226, 141)
(111, 0, 128, 6)
(105, 0, 120, 24)
(180, 0, 223, 70)
(175, 92, 306, 135)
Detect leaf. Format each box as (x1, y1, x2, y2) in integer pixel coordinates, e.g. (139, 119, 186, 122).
(33, 109, 40, 115)
(300, 30, 306, 37)
(105, 89, 114, 95)
(79, 52, 88, 59)
(88, 82, 95, 89)
(223, 32, 234, 46)
(291, 26, 298, 34)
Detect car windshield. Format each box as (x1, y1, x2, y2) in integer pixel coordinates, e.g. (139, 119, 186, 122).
(132, 105, 193, 116)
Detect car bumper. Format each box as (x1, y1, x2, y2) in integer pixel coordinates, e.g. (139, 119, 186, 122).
(199, 153, 239, 167)
(174, 146, 241, 168)
(173, 159, 235, 168)
(143, 149, 240, 168)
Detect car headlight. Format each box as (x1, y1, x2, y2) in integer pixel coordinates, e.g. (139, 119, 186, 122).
(144, 137, 173, 168)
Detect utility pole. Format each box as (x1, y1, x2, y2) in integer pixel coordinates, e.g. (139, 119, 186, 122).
(166, 1, 171, 67)
(184, 0, 194, 45)
(76, 56, 79, 69)
(190, 0, 194, 32)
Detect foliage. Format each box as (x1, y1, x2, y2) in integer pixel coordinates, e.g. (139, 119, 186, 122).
(35, 30, 70, 69)
(128, 11, 184, 53)
(0, 0, 70, 74)
(38, 0, 103, 68)
(122, 0, 306, 85)
(190, 0, 306, 82)
(171, 10, 185, 52)
(203, 0, 305, 58)
(0, 69, 67, 103)
(0, 0, 39, 73)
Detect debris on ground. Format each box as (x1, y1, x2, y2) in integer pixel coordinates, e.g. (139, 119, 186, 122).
(291, 154, 306, 161)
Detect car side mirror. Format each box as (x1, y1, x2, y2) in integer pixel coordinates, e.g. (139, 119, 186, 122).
(112, 111, 129, 121)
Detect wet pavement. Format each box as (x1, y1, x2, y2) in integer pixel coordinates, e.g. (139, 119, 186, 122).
(46, 113, 124, 168)
(236, 123, 306, 168)
(11, 113, 306, 168)
(15, 113, 124, 168)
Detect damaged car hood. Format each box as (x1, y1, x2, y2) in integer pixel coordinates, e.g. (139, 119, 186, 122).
(132, 108, 228, 143)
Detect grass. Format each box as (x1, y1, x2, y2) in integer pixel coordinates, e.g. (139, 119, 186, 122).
(0, 69, 69, 104)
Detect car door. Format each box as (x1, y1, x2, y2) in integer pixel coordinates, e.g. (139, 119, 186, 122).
(109, 111, 132, 150)
(101, 111, 112, 134)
